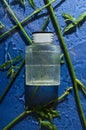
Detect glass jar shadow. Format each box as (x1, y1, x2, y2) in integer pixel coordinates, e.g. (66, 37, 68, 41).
(25, 85, 58, 108)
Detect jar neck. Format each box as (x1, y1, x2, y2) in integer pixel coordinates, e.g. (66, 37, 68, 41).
(32, 32, 54, 44)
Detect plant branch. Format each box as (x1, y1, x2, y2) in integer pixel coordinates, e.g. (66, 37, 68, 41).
(40, 15, 50, 31)
(43, 0, 86, 129)
(3, 0, 32, 44)
(3, 85, 71, 130)
(76, 79, 86, 96)
(1, 0, 55, 43)
(3, 110, 32, 130)
(44, 87, 72, 107)
(0, 59, 25, 103)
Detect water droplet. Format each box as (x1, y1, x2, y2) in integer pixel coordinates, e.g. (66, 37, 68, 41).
(32, 120, 38, 125)
(22, 74, 25, 78)
(18, 94, 25, 103)
(12, 42, 17, 50)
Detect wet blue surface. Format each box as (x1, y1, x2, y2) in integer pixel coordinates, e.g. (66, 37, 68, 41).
(0, 0, 86, 130)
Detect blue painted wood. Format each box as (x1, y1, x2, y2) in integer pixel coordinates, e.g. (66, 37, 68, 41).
(0, 0, 86, 129)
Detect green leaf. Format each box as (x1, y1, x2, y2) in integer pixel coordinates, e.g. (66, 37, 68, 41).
(77, 12, 86, 25)
(10, 0, 26, 6)
(49, 109, 60, 118)
(60, 53, 64, 59)
(62, 12, 77, 24)
(0, 55, 22, 70)
(60, 60, 64, 64)
(7, 67, 15, 77)
(63, 12, 86, 31)
(40, 121, 57, 130)
(76, 79, 86, 96)
(6, 54, 22, 77)
(35, 107, 49, 119)
(40, 16, 50, 31)
(7, 66, 19, 77)
(62, 12, 73, 21)
(63, 23, 75, 34)
(0, 21, 5, 29)
(58, 87, 72, 101)
(60, 54, 64, 64)
(28, 0, 35, 9)
(0, 61, 11, 69)
(12, 55, 22, 64)
(47, 112, 53, 122)
(35, 105, 60, 123)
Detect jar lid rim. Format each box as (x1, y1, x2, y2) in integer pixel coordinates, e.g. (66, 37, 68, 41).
(32, 32, 53, 34)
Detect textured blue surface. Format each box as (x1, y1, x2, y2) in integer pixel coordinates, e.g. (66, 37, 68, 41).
(0, 0, 86, 130)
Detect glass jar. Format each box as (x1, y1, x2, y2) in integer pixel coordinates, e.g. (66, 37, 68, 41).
(25, 32, 60, 86)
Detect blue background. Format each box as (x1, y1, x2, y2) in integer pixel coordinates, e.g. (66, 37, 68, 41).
(0, 0, 86, 130)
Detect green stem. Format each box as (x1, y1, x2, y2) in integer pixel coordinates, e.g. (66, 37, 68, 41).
(7, 52, 12, 65)
(43, 0, 86, 129)
(30, 86, 40, 102)
(0, 21, 5, 29)
(0, 59, 25, 103)
(57, 87, 72, 101)
(1, 0, 55, 42)
(44, 87, 72, 107)
(76, 79, 86, 96)
(40, 16, 50, 31)
(3, 0, 32, 44)
(3, 110, 32, 130)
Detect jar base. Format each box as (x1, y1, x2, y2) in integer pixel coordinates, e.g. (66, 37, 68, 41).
(26, 80, 60, 86)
